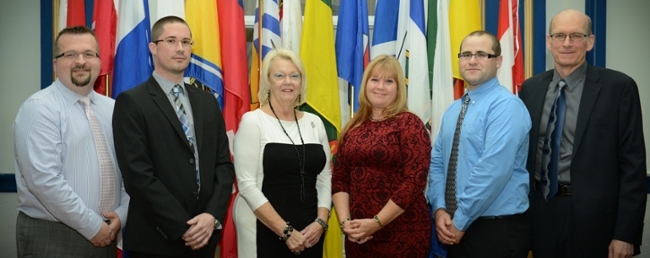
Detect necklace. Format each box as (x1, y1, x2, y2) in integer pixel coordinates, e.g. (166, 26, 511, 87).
(268, 102, 307, 202)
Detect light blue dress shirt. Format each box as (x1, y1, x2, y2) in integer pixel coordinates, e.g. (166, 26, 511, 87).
(14, 79, 129, 240)
(427, 77, 531, 231)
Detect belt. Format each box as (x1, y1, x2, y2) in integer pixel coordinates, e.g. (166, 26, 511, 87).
(478, 213, 525, 220)
(534, 181, 572, 196)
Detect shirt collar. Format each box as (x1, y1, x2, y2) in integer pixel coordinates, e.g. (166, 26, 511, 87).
(465, 76, 501, 101)
(54, 78, 97, 106)
(153, 71, 185, 95)
(552, 61, 587, 92)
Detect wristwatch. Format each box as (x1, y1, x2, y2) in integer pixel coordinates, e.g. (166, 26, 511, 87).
(214, 219, 222, 230)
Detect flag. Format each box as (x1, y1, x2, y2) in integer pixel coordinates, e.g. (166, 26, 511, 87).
(91, 0, 117, 96)
(58, 0, 86, 32)
(371, 0, 399, 58)
(395, 0, 431, 123)
(259, 0, 282, 57)
(497, 0, 524, 94)
(335, 0, 369, 114)
(112, 0, 153, 98)
(428, 0, 454, 143)
(300, 0, 342, 257)
(217, 0, 249, 256)
(280, 0, 302, 54)
(184, 0, 224, 107)
(150, 0, 185, 22)
(449, 0, 480, 81)
(250, 0, 282, 110)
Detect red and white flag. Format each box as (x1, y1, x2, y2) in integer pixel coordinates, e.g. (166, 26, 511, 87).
(497, 0, 524, 94)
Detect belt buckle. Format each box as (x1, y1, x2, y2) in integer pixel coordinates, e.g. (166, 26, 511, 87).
(557, 183, 572, 196)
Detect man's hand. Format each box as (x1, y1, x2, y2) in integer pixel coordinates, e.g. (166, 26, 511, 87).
(89, 220, 113, 247)
(449, 222, 465, 244)
(434, 209, 455, 245)
(608, 239, 634, 258)
(182, 213, 215, 250)
(103, 211, 121, 241)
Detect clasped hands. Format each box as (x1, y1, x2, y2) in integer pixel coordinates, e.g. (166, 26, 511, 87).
(90, 211, 121, 248)
(285, 221, 325, 254)
(182, 213, 215, 250)
(434, 209, 465, 245)
(341, 218, 380, 244)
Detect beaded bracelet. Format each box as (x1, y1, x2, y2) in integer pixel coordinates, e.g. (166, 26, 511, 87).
(339, 218, 352, 229)
(315, 218, 328, 231)
(373, 215, 384, 229)
(279, 222, 294, 242)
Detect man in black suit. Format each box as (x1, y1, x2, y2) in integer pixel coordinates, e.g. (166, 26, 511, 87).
(112, 16, 234, 258)
(519, 9, 646, 258)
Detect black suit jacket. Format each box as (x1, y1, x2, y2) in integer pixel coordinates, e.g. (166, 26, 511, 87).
(113, 76, 234, 256)
(519, 64, 646, 257)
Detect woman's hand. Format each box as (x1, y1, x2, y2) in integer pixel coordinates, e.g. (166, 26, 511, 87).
(300, 222, 324, 248)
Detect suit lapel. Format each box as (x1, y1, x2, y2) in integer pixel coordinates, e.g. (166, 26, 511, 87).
(529, 71, 554, 143)
(186, 84, 204, 153)
(572, 65, 601, 157)
(147, 77, 194, 151)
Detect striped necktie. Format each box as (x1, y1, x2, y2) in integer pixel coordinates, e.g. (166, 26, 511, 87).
(171, 85, 200, 193)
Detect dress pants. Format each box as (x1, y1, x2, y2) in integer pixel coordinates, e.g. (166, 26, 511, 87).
(447, 214, 530, 258)
(530, 189, 584, 258)
(16, 211, 116, 258)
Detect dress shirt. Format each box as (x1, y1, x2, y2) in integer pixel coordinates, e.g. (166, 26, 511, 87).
(152, 72, 200, 176)
(534, 62, 587, 183)
(427, 77, 531, 231)
(14, 79, 129, 240)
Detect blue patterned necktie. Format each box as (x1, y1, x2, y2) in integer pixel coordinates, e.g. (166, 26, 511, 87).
(445, 94, 470, 217)
(172, 85, 200, 193)
(541, 80, 567, 201)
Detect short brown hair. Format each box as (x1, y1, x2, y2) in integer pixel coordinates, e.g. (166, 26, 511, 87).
(53, 26, 98, 58)
(151, 16, 192, 41)
(460, 30, 501, 56)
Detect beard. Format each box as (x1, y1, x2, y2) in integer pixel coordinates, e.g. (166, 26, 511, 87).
(70, 65, 92, 87)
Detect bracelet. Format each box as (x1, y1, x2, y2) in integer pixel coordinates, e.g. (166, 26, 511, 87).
(339, 218, 351, 229)
(373, 215, 384, 229)
(279, 222, 294, 242)
(315, 217, 328, 231)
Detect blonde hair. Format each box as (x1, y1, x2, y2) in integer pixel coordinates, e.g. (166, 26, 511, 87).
(258, 48, 307, 107)
(339, 54, 408, 144)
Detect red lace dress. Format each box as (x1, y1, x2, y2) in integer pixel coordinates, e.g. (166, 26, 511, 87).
(332, 112, 432, 258)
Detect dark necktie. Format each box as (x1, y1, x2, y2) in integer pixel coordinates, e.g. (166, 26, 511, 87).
(172, 85, 200, 193)
(541, 80, 566, 201)
(445, 94, 470, 217)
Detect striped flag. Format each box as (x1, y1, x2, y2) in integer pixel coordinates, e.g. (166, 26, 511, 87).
(217, 0, 249, 256)
(449, 0, 481, 99)
(184, 0, 224, 107)
(395, 0, 431, 123)
(428, 0, 454, 142)
(112, 0, 153, 98)
(335, 0, 370, 114)
(250, 0, 282, 110)
(371, 0, 399, 58)
(280, 0, 302, 54)
(91, 0, 117, 96)
(300, 0, 342, 257)
(497, 0, 524, 94)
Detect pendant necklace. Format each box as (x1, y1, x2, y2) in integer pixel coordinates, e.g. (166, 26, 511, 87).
(269, 101, 307, 202)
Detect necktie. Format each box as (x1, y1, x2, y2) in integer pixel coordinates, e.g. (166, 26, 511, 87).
(541, 80, 567, 201)
(79, 97, 115, 213)
(445, 94, 470, 218)
(172, 85, 200, 192)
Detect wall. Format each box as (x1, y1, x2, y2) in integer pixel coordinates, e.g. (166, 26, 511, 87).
(1, 1, 649, 256)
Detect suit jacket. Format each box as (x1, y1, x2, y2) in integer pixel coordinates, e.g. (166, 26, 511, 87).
(113, 76, 234, 256)
(519, 64, 646, 257)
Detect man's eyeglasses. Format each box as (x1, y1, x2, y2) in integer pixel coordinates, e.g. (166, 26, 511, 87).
(457, 52, 499, 60)
(549, 33, 589, 42)
(153, 37, 194, 48)
(55, 51, 99, 60)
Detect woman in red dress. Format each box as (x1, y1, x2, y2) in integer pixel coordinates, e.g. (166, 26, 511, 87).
(332, 55, 432, 257)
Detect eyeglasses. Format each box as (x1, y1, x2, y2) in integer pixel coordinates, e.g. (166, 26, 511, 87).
(271, 73, 301, 81)
(153, 37, 194, 48)
(549, 33, 589, 42)
(458, 52, 499, 60)
(55, 51, 99, 60)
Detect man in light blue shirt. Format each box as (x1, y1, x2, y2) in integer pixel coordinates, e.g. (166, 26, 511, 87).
(13, 26, 128, 258)
(427, 30, 531, 258)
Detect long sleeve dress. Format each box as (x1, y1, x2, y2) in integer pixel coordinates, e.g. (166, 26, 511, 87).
(233, 109, 332, 258)
(332, 112, 432, 257)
